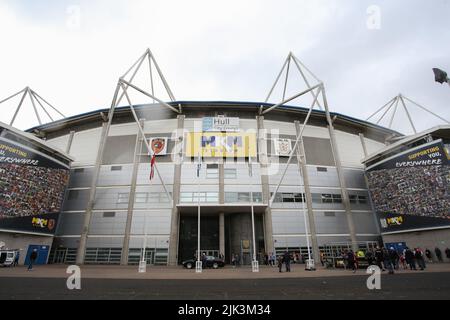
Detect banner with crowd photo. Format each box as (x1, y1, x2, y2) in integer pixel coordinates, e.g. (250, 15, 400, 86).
(0, 138, 70, 235)
(366, 140, 450, 233)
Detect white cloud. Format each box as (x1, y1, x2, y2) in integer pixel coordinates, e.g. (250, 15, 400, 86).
(0, 0, 448, 133)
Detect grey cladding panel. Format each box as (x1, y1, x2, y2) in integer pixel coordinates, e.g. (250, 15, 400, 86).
(303, 137, 335, 166)
(102, 135, 137, 165)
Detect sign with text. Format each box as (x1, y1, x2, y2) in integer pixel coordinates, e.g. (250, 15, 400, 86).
(185, 132, 257, 158)
(202, 117, 240, 132)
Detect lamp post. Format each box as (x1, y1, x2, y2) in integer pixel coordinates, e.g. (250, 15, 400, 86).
(433, 68, 450, 87)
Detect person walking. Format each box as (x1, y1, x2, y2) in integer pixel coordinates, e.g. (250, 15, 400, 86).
(386, 248, 397, 274)
(270, 253, 276, 267)
(13, 252, 20, 267)
(347, 250, 357, 273)
(375, 246, 385, 271)
(284, 251, 291, 272)
(365, 250, 374, 266)
(231, 253, 237, 268)
(405, 248, 416, 270)
(28, 249, 38, 271)
(415, 248, 426, 271)
(445, 248, 450, 260)
(435, 248, 443, 263)
(425, 249, 433, 263)
(277, 255, 284, 273)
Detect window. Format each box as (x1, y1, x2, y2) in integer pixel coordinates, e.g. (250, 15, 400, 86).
(271, 193, 305, 203)
(135, 193, 148, 203)
(181, 192, 218, 203)
(103, 212, 116, 218)
(324, 212, 336, 217)
(206, 168, 219, 179)
(358, 195, 368, 204)
(322, 194, 333, 203)
(317, 167, 328, 173)
(349, 195, 358, 204)
(332, 194, 342, 203)
(224, 168, 237, 179)
(74, 168, 85, 174)
(111, 166, 123, 171)
(68, 190, 79, 200)
(117, 193, 130, 204)
(253, 192, 263, 203)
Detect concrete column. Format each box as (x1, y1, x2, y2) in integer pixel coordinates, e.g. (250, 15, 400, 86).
(322, 89, 358, 252)
(257, 116, 274, 255)
(120, 122, 143, 265)
(219, 158, 225, 257)
(168, 115, 185, 266)
(359, 133, 369, 158)
(219, 213, 225, 257)
(295, 121, 320, 262)
(76, 122, 108, 264)
(66, 130, 75, 154)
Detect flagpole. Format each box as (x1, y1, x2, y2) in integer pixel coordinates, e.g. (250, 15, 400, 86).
(196, 153, 202, 273)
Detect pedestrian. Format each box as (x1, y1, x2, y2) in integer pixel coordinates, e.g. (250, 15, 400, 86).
(231, 253, 237, 268)
(400, 253, 407, 269)
(375, 246, 385, 271)
(347, 250, 357, 273)
(415, 248, 426, 270)
(13, 251, 20, 267)
(343, 250, 349, 270)
(435, 248, 443, 263)
(28, 249, 38, 271)
(446, 248, 450, 260)
(201, 252, 207, 268)
(271, 253, 276, 267)
(277, 255, 284, 273)
(386, 248, 397, 274)
(425, 249, 433, 263)
(284, 251, 291, 272)
(404, 248, 416, 270)
(365, 250, 374, 266)
(320, 251, 325, 267)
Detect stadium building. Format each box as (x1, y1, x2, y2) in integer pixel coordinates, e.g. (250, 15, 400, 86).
(1, 50, 448, 266)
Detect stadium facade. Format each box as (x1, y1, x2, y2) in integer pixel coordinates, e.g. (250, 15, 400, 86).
(1, 101, 402, 266)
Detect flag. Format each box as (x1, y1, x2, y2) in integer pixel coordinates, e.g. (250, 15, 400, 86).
(150, 155, 156, 180)
(196, 153, 202, 178)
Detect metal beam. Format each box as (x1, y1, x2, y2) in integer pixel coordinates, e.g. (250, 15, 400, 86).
(269, 86, 322, 206)
(388, 96, 400, 129)
(261, 83, 321, 115)
(30, 90, 66, 118)
(376, 97, 397, 125)
(402, 95, 450, 124)
(148, 49, 176, 102)
(32, 91, 54, 122)
(119, 79, 181, 114)
(282, 56, 291, 102)
(116, 52, 148, 107)
(265, 54, 290, 103)
(9, 89, 28, 126)
(28, 88, 42, 126)
(291, 54, 324, 110)
(366, 96, 397, 121)
(0, 88, 26, 105)
(399, 95, 417, 134)
(120, 82, 174, 203)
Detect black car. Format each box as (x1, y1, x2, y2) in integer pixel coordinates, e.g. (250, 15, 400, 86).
(182, 256, 225, 269)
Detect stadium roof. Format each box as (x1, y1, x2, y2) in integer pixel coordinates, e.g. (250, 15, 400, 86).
(26, 101, 403, 142)
(0, 120, 74, 162)
(362, 124, 450, 165)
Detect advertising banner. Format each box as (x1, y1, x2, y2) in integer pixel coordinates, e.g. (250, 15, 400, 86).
(202, 117, 240, 132)
(0, 138, 70, 235)
(366, 140, 450, 233)
(274, 139, 292, 157)
(148, 137, 168, 156)
(185, 132, 257, 158)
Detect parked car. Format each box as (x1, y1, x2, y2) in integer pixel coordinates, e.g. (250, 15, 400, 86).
(182, 256, 225, 269)
(0, 250, 19, 267)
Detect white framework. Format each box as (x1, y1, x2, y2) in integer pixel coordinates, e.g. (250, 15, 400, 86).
(366, 94, 450, 134)
(0, 87, 65, 127)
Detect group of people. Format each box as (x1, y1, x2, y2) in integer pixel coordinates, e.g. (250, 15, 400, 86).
(0, 164, 69, 218)
(346, 246, 450, 275)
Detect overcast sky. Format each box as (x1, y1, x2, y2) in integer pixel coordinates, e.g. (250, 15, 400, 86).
(0, 0, 449, 134)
